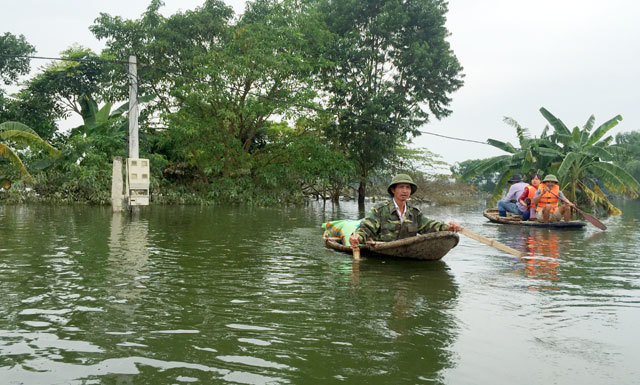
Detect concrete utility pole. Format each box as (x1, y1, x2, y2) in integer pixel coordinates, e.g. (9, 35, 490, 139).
(111, 157, 124, 212)
(125, 55, 150, 207)
(128, 55, 139, 159)
(113, 55, 149, 211)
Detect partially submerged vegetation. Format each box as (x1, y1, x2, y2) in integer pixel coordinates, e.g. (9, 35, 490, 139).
(0, 0, 463, 206)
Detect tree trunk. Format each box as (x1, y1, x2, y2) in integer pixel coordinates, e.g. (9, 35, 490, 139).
(331, 187, 340, 203)
(358, 180, 366, 207)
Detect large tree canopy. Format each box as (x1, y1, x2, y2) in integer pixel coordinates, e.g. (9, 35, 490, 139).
(318, 0, 464, 203)
(91, 0, 331, 181)
(2, 0, 458, 205)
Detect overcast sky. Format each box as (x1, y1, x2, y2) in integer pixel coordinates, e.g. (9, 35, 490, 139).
(3, 0, 639, 166)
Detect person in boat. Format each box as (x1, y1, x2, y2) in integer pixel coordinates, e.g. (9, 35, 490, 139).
(348, 174, 462, 248)
(517, 174, 542, 221)
(532, 174, 575, 223)
(497, 174, 528, 218)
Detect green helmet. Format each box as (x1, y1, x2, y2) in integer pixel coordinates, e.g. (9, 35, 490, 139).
(543, 174, 559, 183)
(387, 174, 418, 196)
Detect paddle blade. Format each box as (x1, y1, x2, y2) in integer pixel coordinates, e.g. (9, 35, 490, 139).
(579, 210, 607, 230)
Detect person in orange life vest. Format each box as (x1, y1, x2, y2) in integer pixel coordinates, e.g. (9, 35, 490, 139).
(532, 174, 575, 223)
(517, 174, 542, 221)
(497, 174, 528, 217)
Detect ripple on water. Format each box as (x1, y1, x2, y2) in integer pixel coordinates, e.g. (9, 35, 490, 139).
(226, 324, 275, 331)
(2, 203, 639, 384)
(238, 338, 271, 346)
(217, 355, 292, 370)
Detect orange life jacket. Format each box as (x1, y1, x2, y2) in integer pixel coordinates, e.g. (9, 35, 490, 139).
(524, 185, 537, 199)
(519, 184, 538, 209)
(536, 183, 560, 213)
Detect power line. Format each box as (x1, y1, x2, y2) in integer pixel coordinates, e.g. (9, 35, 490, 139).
(418, 130, 487, 145)
(0, 54, 131, 65)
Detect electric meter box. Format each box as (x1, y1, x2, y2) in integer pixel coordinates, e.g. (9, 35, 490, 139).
(126, 158, 150, 206)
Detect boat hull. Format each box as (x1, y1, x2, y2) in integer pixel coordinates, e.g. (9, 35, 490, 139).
(483, 208, 587, 228)
(324, 231, 459, 261)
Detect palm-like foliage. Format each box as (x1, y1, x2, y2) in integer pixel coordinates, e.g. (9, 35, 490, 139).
(461, 107, 640, 214)
(461, 117, 560, 205)
(614, 131, 640, 183)
(0, 121, 61, 184)
(541, 108, 639, 214)
(64, 93, 152, 166)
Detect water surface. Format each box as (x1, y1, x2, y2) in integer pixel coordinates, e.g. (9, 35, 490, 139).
(1, 201, 638, 384)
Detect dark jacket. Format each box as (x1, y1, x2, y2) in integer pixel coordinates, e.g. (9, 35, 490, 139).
(354, 200, 449, 242)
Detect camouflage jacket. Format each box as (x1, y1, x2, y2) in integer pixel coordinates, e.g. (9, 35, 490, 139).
(353, 200, 449, 242)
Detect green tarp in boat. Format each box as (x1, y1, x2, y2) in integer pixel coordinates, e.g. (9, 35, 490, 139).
(321, 219, 362, 246)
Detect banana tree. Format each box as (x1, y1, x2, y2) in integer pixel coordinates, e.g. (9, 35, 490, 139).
(0, 121, 61, 184)
(540, 107, 640, 214)
(461, 117, 559, 205)
(65, 93, 153, 165)
(614, 131, 640, 183)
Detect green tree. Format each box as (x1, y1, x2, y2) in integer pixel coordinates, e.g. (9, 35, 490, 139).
(615, 131, 640, 183)
(541, 108, 640, 214)
(0, 121, 61, 184)
(451, 159, 499, 193)
(90, 0, 234, 111)
(0, 88, 59, 141)
(318, 0, 464, 205)
(463, 108, 640, 214)
(22, 46, 114, 118)
(32, 94, 142, 203)
(91, 0, 329, 185)
(0, 32, 35, 86)
(7, 46, 117, 140)
(251, 121, 355, 203)
(460, 116, 559, 205)
(0, 33, 40, 135)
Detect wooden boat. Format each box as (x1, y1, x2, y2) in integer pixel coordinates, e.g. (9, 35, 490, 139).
(323, 231, 459, 261)
(483, 208, 587, 228)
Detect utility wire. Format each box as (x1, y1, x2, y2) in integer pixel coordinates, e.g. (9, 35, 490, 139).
(0, 54, 130, 65)
(418, 130, 487, 145)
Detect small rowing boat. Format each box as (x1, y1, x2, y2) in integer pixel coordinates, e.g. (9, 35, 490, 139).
(323, 231, 459, 261)
(483, 208, 587, 229)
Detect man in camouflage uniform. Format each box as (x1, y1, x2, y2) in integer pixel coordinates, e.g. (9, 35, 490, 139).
(349, 174, 461, 248)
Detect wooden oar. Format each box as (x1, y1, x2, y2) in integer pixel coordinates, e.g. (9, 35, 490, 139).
(569, 204, 606, 230)
(459, 228, 523, 258)
(545, 190, 607, 230)
(352, 245, 360, 260)
(324, 235, 361, 259)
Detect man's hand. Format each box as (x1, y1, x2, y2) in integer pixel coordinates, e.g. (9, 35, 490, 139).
(447, 221, 462, 232)
(349, 234, 361, 249)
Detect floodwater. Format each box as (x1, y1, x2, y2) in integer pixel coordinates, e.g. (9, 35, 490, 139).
(0, 200, 638, 384)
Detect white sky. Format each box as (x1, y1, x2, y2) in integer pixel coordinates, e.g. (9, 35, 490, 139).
(3, 0, 640, 165)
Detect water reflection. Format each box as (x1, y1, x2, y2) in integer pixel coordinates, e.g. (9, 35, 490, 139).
(107, 211, 150, 302)
(330, 259, 459, 383)
(522, 231, 560, 284)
